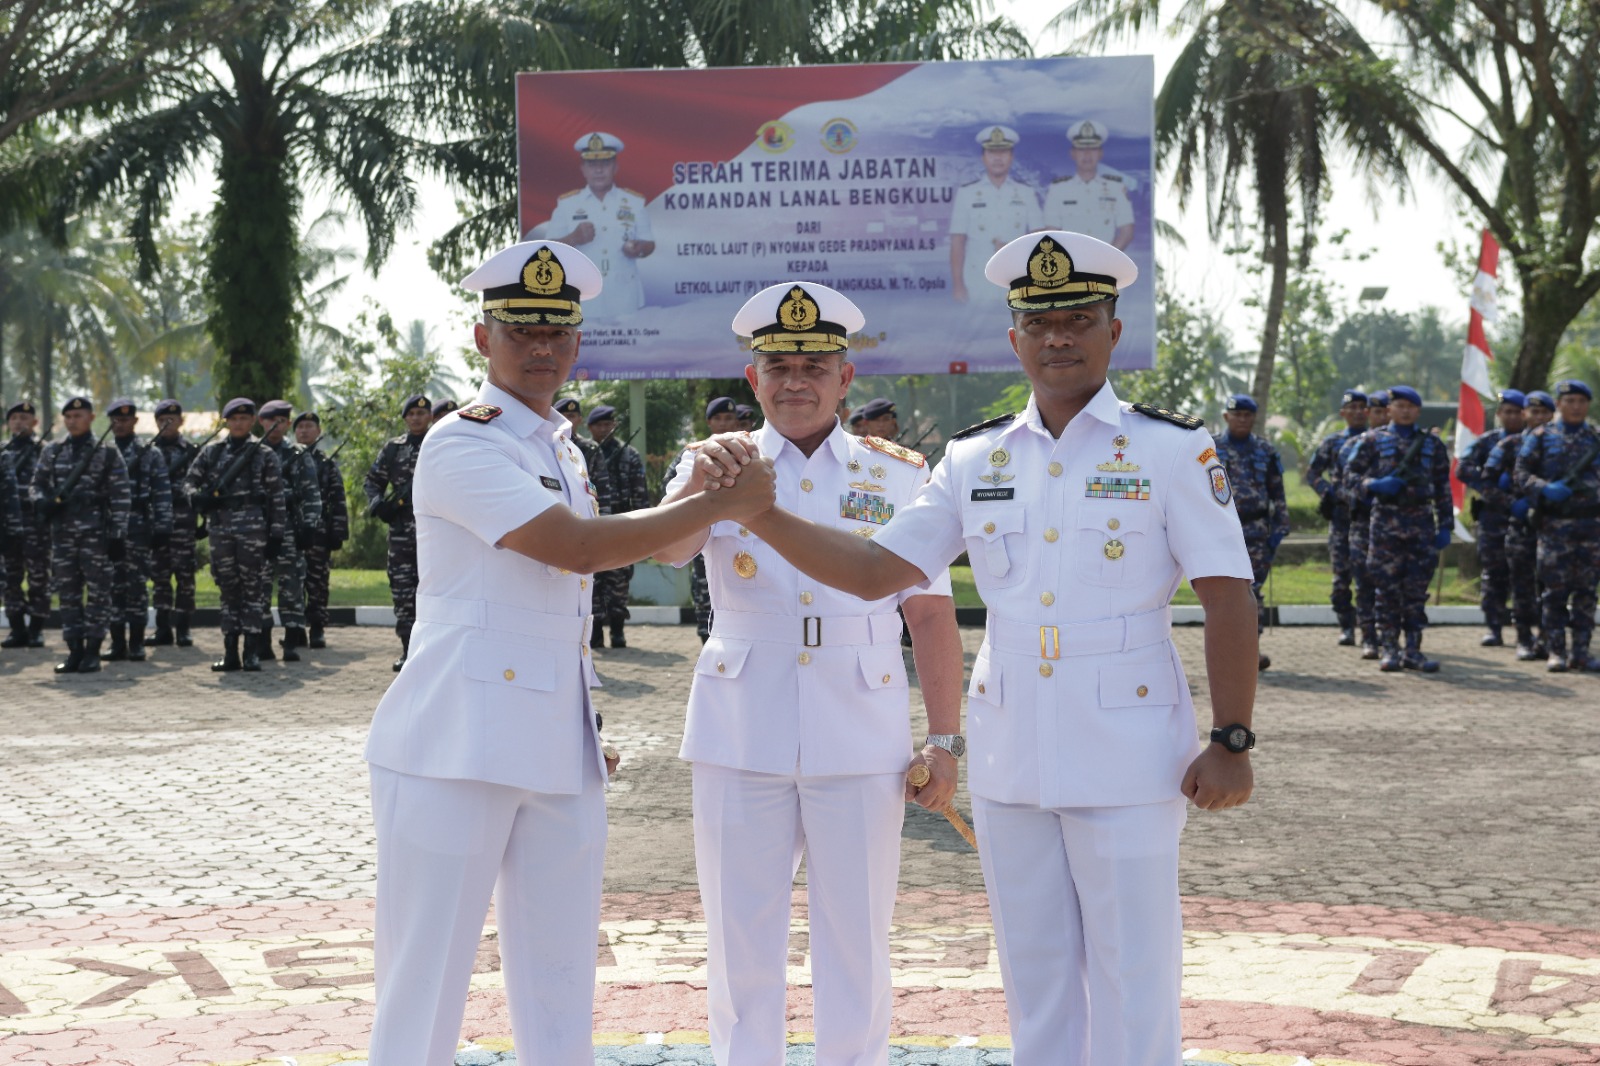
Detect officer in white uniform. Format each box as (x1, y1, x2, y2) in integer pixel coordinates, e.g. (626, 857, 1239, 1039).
(363, 239, 774, 1066)
(1042, 121, 1135, 249)
(948, 125, 1044, 302)
(656, 281, 965, 1066)
(709, 232, 1260, 1066)
(544, 131, 655, 320)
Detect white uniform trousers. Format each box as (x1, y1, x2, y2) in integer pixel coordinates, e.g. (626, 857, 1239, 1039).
(691, 763, 906, 1066)
(973, 796, 1186, 1066)
(368, 748, 606, 1066)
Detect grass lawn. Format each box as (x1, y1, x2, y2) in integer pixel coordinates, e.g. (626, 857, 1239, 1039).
(190, 568, 395, 608)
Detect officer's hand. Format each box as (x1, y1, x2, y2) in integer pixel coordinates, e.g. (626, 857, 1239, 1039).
(265, 535, 283, 558)
(691, 432, 760, 491)
(107, 538, 125, 562)
(906, 747, 957, 811)
(1367, 476, 1404, 497)
(1182, 744, 1253, 811)
(713, 456, 776, 520)
(602, 742, 620, 779)
(570, 221, 596, 245)
(951, 280, 968, 303)
(1542, 480, 1573, 503)
(1433, 526, 1453, 550)
(150, 531, 170, 549)
(1511, 498, 1531, 520)
(1498, 472, 1512, 491)
(1267, 530, 1286, 552)
(295, 528, 316, 551)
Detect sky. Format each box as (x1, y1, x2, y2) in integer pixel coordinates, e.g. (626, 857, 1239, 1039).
(296, 1, 1483, 384)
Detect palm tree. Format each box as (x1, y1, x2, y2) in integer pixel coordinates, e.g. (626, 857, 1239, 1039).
(43, 0, 422, 407)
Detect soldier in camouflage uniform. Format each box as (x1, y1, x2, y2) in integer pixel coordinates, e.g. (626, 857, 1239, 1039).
(1213, 394, 1289, 670)
(556, 397, 615, 514)
(186, 397, 287, 673)
(658, 396, 741, 642)
(365, 394, 430, 671)
(1338, 390, 1390, 657)
(1485, 390, 1554, 659)
(256, 400, 322, 662)
(33, 396, 131, 673)
(294, 411, 348, 649)
(1307, 389, 1368, 645)
(105, 399, 173, 661)
(431, 398, 459, 424)
(1512, 379, 1600, 672)
(1343, 385, 1452, 673)
(3, 400, 50, 649)
(146, 399, 203, 647)
(586, 403, 650, 648)
(1455, 389, 1526, 648)
(0, 448, 23, 621)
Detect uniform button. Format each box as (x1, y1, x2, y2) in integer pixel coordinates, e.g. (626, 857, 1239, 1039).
(739, 527, 750, 537)
(559, 568, 572, 575)
(580, 578, 587, 590)
(977, 682, 986, 695)
(882, 674, 892, 684)
(1039, 662, 1054, 678)
(801, 479, 814, 492)
(800, 591, 814, 605)
(983, 521, 996, 534)
(1048, 462, 1063, 477)
(1040, 591, 1055, 606)
(1136, 685, 1149, 698)
(798, 652, 811, 665)
(1044, 527, 1059, 543)
(503, 669, 516, 681)
(716, 662, 726, 673)
(1108, 518, 1120, 531)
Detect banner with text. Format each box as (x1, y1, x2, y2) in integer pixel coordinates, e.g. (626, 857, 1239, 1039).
(516, 58, 1155, 379)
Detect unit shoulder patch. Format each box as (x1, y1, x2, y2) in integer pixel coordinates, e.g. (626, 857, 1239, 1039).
(951, 413, 1017, 441)
(457, 404, 502, 424)
(861, 436, 926, 468)
(1131, 403, 1205, 431)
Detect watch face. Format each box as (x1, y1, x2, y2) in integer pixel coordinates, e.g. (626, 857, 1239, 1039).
(951, 736, 967, 758)
(1227, 727, 1250, 751)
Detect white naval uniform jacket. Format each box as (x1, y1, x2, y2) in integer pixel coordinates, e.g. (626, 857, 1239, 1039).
(664, 422, 954, 778)
(365, 382, 606, 794)
(1042, 173, 1133, 245)
(948, 176, 1044, 293)
(545, 186, 653, 317)
(873, 383, 1251, 810)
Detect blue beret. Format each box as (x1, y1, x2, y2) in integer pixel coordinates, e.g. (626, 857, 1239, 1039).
(586, 404, 617, 425)
(861, 397, 896, 419)
(736, 404, 755, 421)
(1527, 390, 1555, 410)
(1341, 389, 1367, 406)
(1496, 389, 1526, 409)
(706, 396, 736, 419)
(106, 397, 137, 417)
(1225, 394, 1257, 412)
(554, 397, 581, 415)
(1367, 390, 1390, 406)
(222, 397, 256, 417)
(154, 399, 183, 417)
(258, 399, 293, 420)
(5, 400, 36, 418)
(402, 394, 431, 415)
(62, 396, 93, 414)
(1388, 385, 1422, 406)
(1555, 379, 1593, 400)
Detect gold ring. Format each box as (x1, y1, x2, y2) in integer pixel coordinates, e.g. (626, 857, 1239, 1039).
(907, 764, 931, 788)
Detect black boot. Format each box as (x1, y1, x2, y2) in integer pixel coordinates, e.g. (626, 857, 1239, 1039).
(1515, 624, 1538, 660)
(392, 638, 409, 672)
(147, 609, 173, 646)
(1337, 627, 1355, 647)
(1401, 631, 1440, 673)
(27, 616, 44, 648)
(258, 629, 277, 661)
(127, 624, 147, 661)
(174, 610, 193, 647)
(308, 625, 326, 649)
(610, 621, 627, 649)
(1257, 652, 1270, 671)
(212, 633, 241, 672)
(590, 618, 605, 650)
(1, 610, 27, 648)
(103, 624, 127, 662)
(281, 626, 303, 662)
(1480, 626, 1503, 647)
(55, 637, 85, 674)
(242, 633, 262, 671)
(78, 636, 103, 672)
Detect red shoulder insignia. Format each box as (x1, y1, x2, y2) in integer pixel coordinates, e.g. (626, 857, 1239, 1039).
(457, 404, 502, 424)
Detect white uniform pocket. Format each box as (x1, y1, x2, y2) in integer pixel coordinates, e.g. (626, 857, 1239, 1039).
(463, 635, 557, 692)
(963, 509, 1027, 587)
(857, 644, 907, 691)
(1074, 502, 1153, 587)
(696, 636, 754, 679)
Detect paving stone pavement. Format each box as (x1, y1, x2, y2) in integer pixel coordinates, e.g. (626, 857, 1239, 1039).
(2, 621, 1599, 1065)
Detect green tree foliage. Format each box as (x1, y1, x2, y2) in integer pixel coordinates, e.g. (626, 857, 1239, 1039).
(1328, 307, 1458, 402)
(1113, 284, 1241, 422)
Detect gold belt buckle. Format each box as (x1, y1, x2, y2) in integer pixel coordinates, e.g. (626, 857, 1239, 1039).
(803, 616, 822, 647)
(1039, 625, 1060, 660)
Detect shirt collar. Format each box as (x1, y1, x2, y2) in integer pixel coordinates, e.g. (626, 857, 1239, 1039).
(1013, 380, 1123, 438)
(754, 418, 852, 466)
(475, 380, 569, 443)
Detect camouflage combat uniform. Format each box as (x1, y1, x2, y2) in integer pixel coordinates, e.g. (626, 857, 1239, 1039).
(364, 431, 425, 658)
(186, 437, 286, 639)
(149, 432, 201, 621)
(660, 449, 712, 641)
(110, 433, 173, 639)
(305, 444, 349, 636)
(1308, 426, 1364, 634)
(593, 434, 650, 641)
(0, 454, 23, 595)
(1212, 430, 1290, 634)
(1484, 429, 1542, 652)
(2, 431, 49, 642)
(1338, 430, 1381, 652)
(33, 433, 131, 651)
(1513, 420, 1600, 665)
(1343, 426, 1452, 664)
(263, 436, 322, 635)
(1455, 427, 1514, 635)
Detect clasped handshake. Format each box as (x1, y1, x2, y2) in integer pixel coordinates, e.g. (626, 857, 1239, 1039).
(680, 432, 778, 522)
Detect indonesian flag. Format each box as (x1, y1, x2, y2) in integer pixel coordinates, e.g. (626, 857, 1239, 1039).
(1452, 230, 1501, 532)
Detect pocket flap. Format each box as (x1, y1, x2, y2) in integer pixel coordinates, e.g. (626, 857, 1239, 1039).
(857, 644, 906, 690)
(968, 654, 1002, 703)
(463, 636, 557, 692)
(1098, 659, 1179, 707)
(963, 508, 1025, 540)
(1076, 502, 1153, 533)
(696, 636, 754, 679)
(711, 519, 753, 541)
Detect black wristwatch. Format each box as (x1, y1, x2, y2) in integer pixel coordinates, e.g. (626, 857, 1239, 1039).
(1210, 724, 1256, 753)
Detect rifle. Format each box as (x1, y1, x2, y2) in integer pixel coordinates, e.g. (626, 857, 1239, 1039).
(167, 424, 223, 480)
(899, 422, 939, 452)
(40, 426, 115, 520)
(1529, 437, 1600, 528)
(603, 425, 645, 506)
(193, 437, 262, 515)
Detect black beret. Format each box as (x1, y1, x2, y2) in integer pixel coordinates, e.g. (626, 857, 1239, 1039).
(154, 399, 183, 417)
(586, 404, 617, 425)
(258, 399, 293, 420)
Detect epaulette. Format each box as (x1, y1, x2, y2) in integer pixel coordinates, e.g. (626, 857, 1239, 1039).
(558, 188, 581, 200)
(1049, 175, 1074, 184)
(1103, 173, 1123, 183)
(862, 435, 926, 468)
(622, 187, 646, 198)
(951, 413, 1016, 441)
(962, 177, 982, 187)
(457, 404, 502, 424)
(1131, 403, 1204, 430)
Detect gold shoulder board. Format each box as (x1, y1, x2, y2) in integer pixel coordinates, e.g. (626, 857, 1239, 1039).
(862, 435, 926, 468)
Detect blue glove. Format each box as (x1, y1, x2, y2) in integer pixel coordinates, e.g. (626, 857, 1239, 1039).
(1511, 498, 1531, 520)
(1368, 476, 1404, 497)
(1434, 527, 1452, 550)
(1267, 529, 1287, 552)
(1497, 472, 1512, 491)
(1542, 481, 1573, 503)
